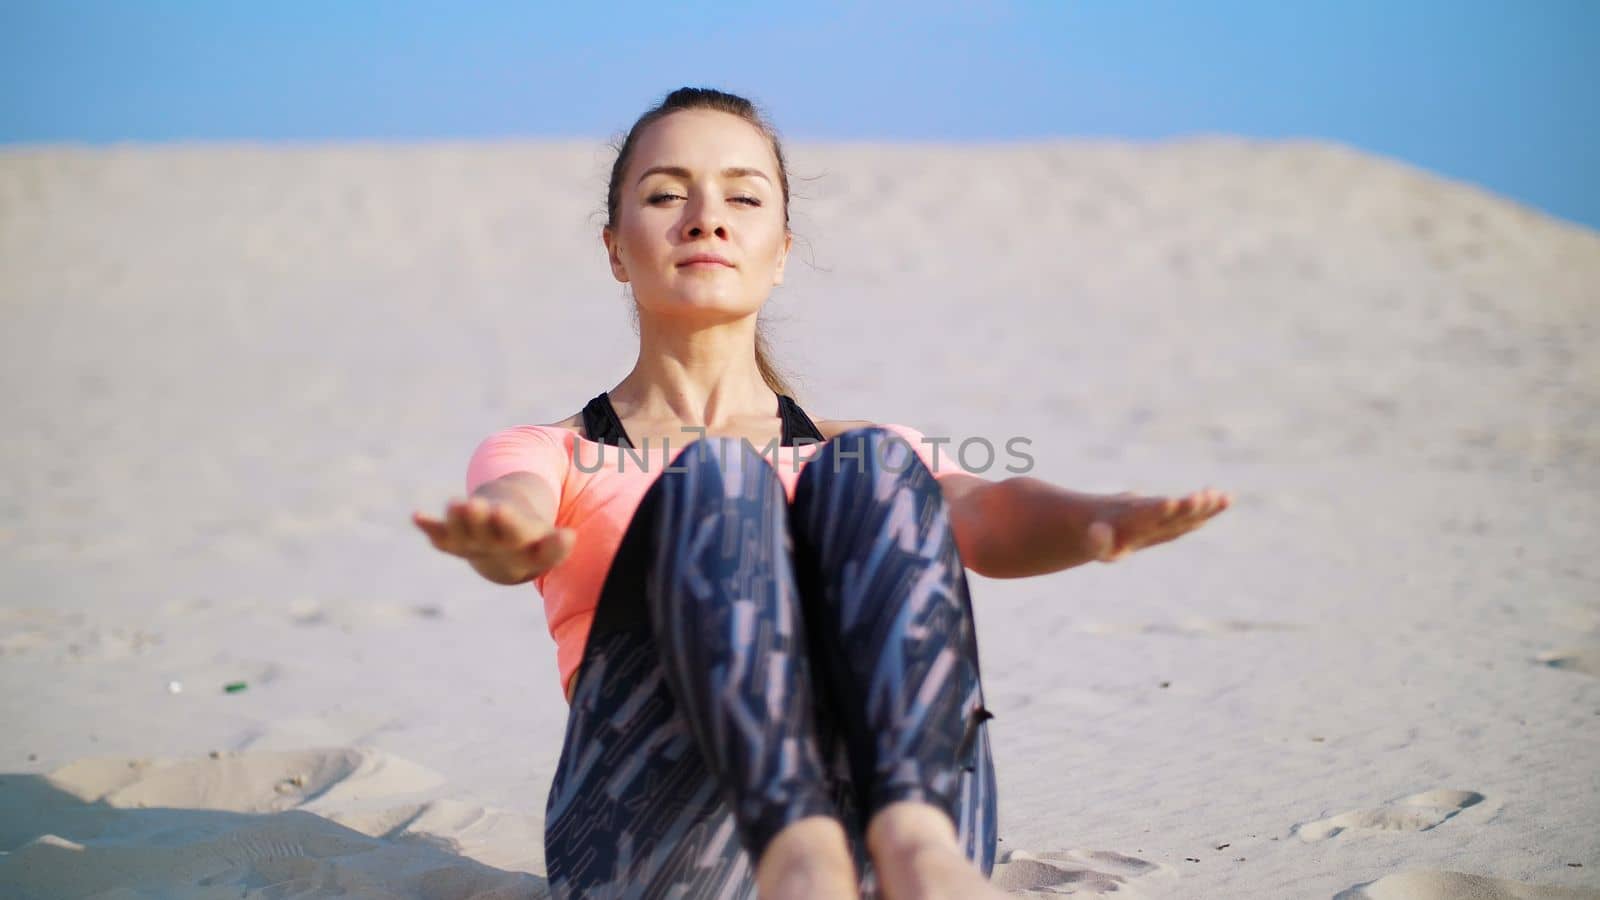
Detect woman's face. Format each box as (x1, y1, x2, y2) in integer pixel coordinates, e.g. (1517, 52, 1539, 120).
(605, 109, 791, 320)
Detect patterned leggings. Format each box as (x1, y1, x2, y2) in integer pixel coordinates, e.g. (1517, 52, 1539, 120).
(544, 427, 997, 898)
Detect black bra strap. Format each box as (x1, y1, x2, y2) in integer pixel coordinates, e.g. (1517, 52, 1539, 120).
(581, 393, 634, 448)
(778, 394, 825, 446)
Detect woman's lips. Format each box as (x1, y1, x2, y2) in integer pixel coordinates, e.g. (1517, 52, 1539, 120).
(678, 255, 734, 268)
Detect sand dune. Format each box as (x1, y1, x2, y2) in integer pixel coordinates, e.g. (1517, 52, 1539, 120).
(2, 138, 1597, 896)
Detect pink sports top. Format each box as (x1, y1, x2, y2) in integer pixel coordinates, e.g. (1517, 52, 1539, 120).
(464, 392, 954, 700)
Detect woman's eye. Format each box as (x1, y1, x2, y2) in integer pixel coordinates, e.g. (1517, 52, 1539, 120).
(646, 192, 760, 206)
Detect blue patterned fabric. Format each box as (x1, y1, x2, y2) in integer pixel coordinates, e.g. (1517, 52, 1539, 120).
(544, 429, 997, 898)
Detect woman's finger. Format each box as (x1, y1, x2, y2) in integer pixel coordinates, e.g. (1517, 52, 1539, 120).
(413, 513, 450, 544)
(1174, 497, 1209, 522)
(484, 505, 508, 543)
(443, 499, 473, 546)
(1150, 510, 1221, 547)
(454, 496, 489, 547)
(418, 524, 450, 552)
(1133, 528, 1185, 552)
(1085, 521, 1116, 561)
(420, 524, 463, 557)
(1167, 491, 1223, 522)
(1182, 492, 1227, 521)
(1120, 514, 1199, 554)
(466, 497, 496, 543)
(467, 497, 503, 545)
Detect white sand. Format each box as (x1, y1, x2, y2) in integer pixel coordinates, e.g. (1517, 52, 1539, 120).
(1, 138, 1596, 898)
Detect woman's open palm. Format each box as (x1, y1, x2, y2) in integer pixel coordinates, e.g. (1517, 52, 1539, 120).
(1085, 488, 1231, 563)
(413, 497, 575, 584)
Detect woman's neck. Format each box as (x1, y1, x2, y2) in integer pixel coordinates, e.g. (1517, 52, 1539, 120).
(613, 317, 776, 429)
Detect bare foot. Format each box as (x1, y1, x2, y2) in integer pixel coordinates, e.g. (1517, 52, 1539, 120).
(756, 816, 859, 899)
(1085, 486, 1231, 563)
(867, 802, 1005, 900)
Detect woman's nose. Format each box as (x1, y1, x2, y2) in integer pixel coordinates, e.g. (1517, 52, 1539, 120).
(681, 199, 728, 241)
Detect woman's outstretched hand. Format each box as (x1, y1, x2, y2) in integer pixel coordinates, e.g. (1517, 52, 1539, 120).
(1083, 488, 1231, 563)
(412, 497, 576, 585)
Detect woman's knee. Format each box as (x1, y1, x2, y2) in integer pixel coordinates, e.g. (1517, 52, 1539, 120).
(661, 435, 783, 492)
(806, 426, 930, 483)
(642, 438, 789, 547)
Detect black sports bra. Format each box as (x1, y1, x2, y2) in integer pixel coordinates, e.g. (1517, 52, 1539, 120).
(580, 391, 825, 449)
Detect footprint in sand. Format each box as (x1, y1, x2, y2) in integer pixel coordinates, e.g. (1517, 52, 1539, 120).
(175, 657, 284, 693)
(990, 848, 1176, 897)
(1293, 789, 1484, 841)
(1335, 869, 1600, 900)
(1535, 643, 1600, 678)
(287, 597, 446, 628)
(228, 713, 408, 752)
(0, 608, 164, 661)
(40, 746, 447, 814)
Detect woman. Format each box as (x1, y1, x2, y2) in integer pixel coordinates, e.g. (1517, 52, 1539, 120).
(414, 87, 1230, 899)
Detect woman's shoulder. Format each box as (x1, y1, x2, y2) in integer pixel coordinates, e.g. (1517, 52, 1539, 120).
(473, 415, 586, 453)
(540, 412, 587, 437)
(466, 416, 584, 494)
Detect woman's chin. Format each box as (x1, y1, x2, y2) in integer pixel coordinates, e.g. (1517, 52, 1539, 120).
(643, 289, 763, 319)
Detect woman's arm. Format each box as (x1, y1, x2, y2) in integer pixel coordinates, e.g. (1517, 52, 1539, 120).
(413, 471, 574, 586)
(941, 472, 1230, 579)
(473, 470, 558, 525)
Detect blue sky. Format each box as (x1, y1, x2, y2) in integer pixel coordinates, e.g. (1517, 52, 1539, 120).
(3, 1, 1596, 228)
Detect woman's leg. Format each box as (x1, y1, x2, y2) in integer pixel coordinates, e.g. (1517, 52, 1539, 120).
(790, 426, 1000, 877)
(544, 437, 845, 897)
(545, 626, 755, 896)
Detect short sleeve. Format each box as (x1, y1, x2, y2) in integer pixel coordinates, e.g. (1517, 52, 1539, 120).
(877, 423, 961, 479)
(465, 426, 570, 500)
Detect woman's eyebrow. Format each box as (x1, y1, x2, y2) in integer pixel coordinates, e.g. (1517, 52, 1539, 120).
(636, 165, 773, 185)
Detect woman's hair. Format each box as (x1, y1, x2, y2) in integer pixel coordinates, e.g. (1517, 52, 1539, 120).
(606, 87, 797, 400)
